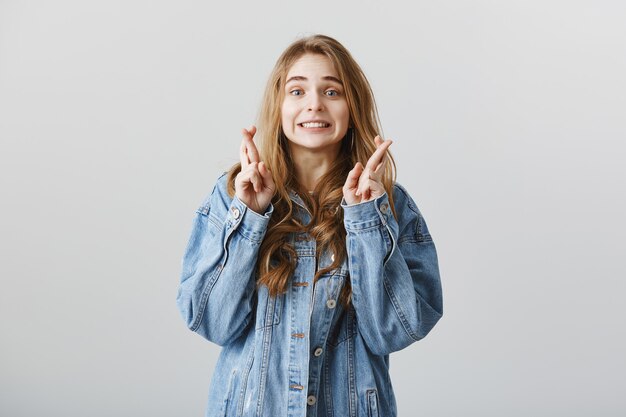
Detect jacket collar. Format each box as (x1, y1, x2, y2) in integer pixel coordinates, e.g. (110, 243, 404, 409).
(288, 189, 308, 211)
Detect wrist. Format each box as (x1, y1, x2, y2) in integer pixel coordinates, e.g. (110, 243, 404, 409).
(340, 192, 390, 231)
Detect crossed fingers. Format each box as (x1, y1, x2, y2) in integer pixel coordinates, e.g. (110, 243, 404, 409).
(356, 135, 392, 196)
(240, 125, 260, 169)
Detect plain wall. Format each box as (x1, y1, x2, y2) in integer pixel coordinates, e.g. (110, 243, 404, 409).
(1, 1, 625, 416)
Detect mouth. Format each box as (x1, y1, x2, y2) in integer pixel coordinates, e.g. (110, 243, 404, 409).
(298, 121, 331, 129)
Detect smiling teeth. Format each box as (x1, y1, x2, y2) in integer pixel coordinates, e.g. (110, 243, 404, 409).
(301, 122, 329, 128)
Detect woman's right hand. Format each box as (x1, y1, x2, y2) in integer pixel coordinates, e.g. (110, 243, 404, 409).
(235, 125, 275, 214)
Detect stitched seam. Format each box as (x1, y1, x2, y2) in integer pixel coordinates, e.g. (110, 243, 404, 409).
(208, 212, 222, 230)
(383, 274, 420, 342)
(256, 309, 273, 416)
(255, 293, 282, 330)
(190, 263, 223, 332)
(324, 350, 334, 416)
(399, 235, 433, 244)
(345, 222, 383, 233)
(366, 389, 379, 417)
(393, 183, 433, 243)
(236, 343, 255, 417)
(190, 221, 233, 333)
(221, 369, 236, 417)
(381, 222, 395, 267)
(233, 225, 265, 245)
(347, 312, 357, 417)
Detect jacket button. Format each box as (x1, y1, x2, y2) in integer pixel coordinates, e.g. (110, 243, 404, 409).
(307, 395, 316, 405)
(326, 299, 336, 309)
(231, 207, 240, 219)
(314, 347, 323, 357)
(380, 202, 388, 213)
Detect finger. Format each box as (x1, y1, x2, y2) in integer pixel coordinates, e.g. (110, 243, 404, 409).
(356, 175, 368, 198)
(242, 127, 260, 163)
(235, 170, 254, 193)
(359, 178, 382, 200)
(372, 152, 388, 179)
(356, 166, 369, 195)
(356, 173, 367, 196)
(345, 163, 363, 192)
(357, 158, 381, 192)
(240, 140, 250, 169)
(238, 161, 261, 193)
(259, 161, 275, 190)
(365, 138, 392, 171)
(358, 174, 383, 197)
(246, 162, 262, 193)
(362, 187, 370, 201)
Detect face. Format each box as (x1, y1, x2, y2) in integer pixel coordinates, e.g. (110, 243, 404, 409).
(281, 53, 350, 154)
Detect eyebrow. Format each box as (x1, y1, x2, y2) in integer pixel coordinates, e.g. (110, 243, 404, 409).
(285, 75, 343, 85)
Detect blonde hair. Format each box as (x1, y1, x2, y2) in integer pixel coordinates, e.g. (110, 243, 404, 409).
(226, 34, 398, 308)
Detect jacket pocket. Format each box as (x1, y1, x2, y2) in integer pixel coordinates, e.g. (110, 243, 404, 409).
(327, 304, 357, 348)
(255, 285, 283, 330)
(366, 389, 380, 417)
(196, 189, 223, 233)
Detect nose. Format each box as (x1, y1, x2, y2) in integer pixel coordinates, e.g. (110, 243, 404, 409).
(307, 92, 324, 112)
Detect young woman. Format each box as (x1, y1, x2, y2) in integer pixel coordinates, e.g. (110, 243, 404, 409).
(177, 34, 443, 417)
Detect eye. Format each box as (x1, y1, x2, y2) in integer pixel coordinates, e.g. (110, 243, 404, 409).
(289, 89, 303, 96)
(326, 89, 340, 97)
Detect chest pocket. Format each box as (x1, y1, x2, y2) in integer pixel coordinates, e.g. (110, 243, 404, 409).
(255, 285, 283, 330)
(326, 301, 357, 348)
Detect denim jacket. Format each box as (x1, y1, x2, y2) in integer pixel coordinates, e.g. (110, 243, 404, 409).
(177, 171, 443, 417)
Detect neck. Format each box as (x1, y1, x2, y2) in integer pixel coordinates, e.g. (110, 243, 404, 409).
(289, 142, 341, 191)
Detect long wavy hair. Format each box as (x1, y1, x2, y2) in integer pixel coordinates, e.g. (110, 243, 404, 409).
(226, 34, 398, 308)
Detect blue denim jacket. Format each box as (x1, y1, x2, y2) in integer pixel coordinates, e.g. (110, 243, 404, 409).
(177, 172, 443, 417)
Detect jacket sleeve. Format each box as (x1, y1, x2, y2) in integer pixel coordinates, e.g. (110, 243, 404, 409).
(340, 184, 443, 356)
(176, 173, 273, 346)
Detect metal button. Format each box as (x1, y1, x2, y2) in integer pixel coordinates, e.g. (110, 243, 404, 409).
(380, 202, 388, 213)
(314, 347, 323, 357)
(326, 299, 336, 309)
(307, 395, 316, 405)
(231, 207, 240, 219)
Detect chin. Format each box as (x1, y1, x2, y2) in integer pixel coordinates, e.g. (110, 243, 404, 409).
(293, 137, 341, 149)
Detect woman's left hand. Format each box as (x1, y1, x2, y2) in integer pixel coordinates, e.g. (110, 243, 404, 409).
(342, 135, 393, 205)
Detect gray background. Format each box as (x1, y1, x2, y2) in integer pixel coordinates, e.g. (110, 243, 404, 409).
(1, 1, 625, 416)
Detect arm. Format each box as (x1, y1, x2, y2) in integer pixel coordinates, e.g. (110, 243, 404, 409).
(176, 173, 273, 346)
(340, 184, 443, 356)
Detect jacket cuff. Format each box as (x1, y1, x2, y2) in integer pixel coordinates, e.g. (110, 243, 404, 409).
(228, 195, 274, 243)
(340, 192, 392, 232)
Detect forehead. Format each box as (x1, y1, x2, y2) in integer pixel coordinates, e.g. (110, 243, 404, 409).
(286, 53, 339, 79)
